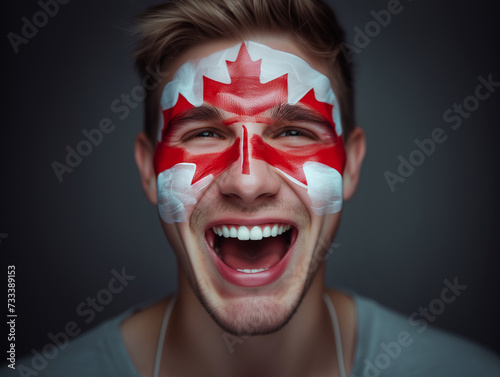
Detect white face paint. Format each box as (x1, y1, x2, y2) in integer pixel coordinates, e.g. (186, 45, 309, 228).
(154, 41, 346, 223)
(303, 162, 343, 215)
(157, 164, 213, 223)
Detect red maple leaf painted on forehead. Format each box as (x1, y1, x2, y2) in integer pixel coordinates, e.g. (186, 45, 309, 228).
(203, 43, 288, 116)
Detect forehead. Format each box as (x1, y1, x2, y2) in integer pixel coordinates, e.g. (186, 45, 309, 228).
(158, 39, 343, 140)
(165, 36, 332, 83)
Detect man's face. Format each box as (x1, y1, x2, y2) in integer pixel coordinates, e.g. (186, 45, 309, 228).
(154, 39, 346, 335)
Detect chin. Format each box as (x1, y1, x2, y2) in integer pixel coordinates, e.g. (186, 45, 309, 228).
(185, 236, 319, 337)
(194, 284, 305, 336)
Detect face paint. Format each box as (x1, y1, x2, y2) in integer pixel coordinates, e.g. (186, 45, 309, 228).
(154, 41, 346, 223)
(251, 134, 345, 216)
(157, 164, 213, 224)
(241, 125, 250, 175)
(202, 45, 288, 116)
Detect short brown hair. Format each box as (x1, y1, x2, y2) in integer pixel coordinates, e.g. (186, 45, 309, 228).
(134, 0, 354, 143)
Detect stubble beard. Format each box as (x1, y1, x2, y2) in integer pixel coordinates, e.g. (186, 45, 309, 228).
(180, 196, 321, 336)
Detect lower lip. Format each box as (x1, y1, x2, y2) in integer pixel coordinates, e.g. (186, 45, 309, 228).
(207, 230, 296, 288)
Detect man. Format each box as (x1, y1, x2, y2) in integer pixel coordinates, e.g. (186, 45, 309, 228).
(9, 0, 499, 376)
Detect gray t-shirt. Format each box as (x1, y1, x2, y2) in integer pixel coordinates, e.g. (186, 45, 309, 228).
(5, 294, 500, 377)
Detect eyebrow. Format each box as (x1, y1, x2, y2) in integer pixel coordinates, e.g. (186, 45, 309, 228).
(165, 105, 223, 135)
(269, 103, 332, 129)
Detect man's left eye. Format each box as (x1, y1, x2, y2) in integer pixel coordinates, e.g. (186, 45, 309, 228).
(279, 129, 304, 137)
(196, 130, 222, 138)
(276, 128, 317, 139)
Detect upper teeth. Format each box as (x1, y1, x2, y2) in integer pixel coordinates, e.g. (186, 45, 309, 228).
(212, 224, 291, 241)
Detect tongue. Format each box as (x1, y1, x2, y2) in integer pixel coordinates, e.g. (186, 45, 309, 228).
(219, 236, 287, 270)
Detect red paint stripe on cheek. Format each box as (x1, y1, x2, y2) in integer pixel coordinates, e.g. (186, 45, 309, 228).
(154, 139, 241, 184)
(242, 125, 250, 175)
(251, 135, 346, 186)
(251, 136, 307, 185)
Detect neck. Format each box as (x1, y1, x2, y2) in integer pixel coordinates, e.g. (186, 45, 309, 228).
(164, 268, 339, 377)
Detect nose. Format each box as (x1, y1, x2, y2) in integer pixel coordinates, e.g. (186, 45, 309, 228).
(217, 125, 281, 204)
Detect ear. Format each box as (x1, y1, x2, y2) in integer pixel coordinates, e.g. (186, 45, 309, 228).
(134, 132, 157, 205)
(342, 127, 366, 201)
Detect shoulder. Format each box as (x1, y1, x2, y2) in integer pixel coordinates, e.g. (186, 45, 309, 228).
(350, 294, 500, 377)
(10, 297, 170, 377)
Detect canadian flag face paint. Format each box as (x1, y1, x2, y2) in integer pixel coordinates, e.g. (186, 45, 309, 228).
(154, 41, 346, 223)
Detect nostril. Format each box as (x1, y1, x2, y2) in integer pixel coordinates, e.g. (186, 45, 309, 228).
(216, 156, 282, 204)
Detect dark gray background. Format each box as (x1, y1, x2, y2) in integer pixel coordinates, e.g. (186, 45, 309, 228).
(1, 0, 499, 361)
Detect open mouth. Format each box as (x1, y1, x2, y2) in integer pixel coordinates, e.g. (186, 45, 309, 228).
(206, 223, 297, 287)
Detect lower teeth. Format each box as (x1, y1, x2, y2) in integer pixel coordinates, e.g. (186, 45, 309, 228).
(236, 268, 270, 274)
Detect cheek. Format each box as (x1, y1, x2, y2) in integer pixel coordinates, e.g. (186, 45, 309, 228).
(153, 137, 242, 224)
(251, 135, 345, 185)
(154, 139, 240, 183)
(303, 161, 343, 215)
(251, 135, 345, 215)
